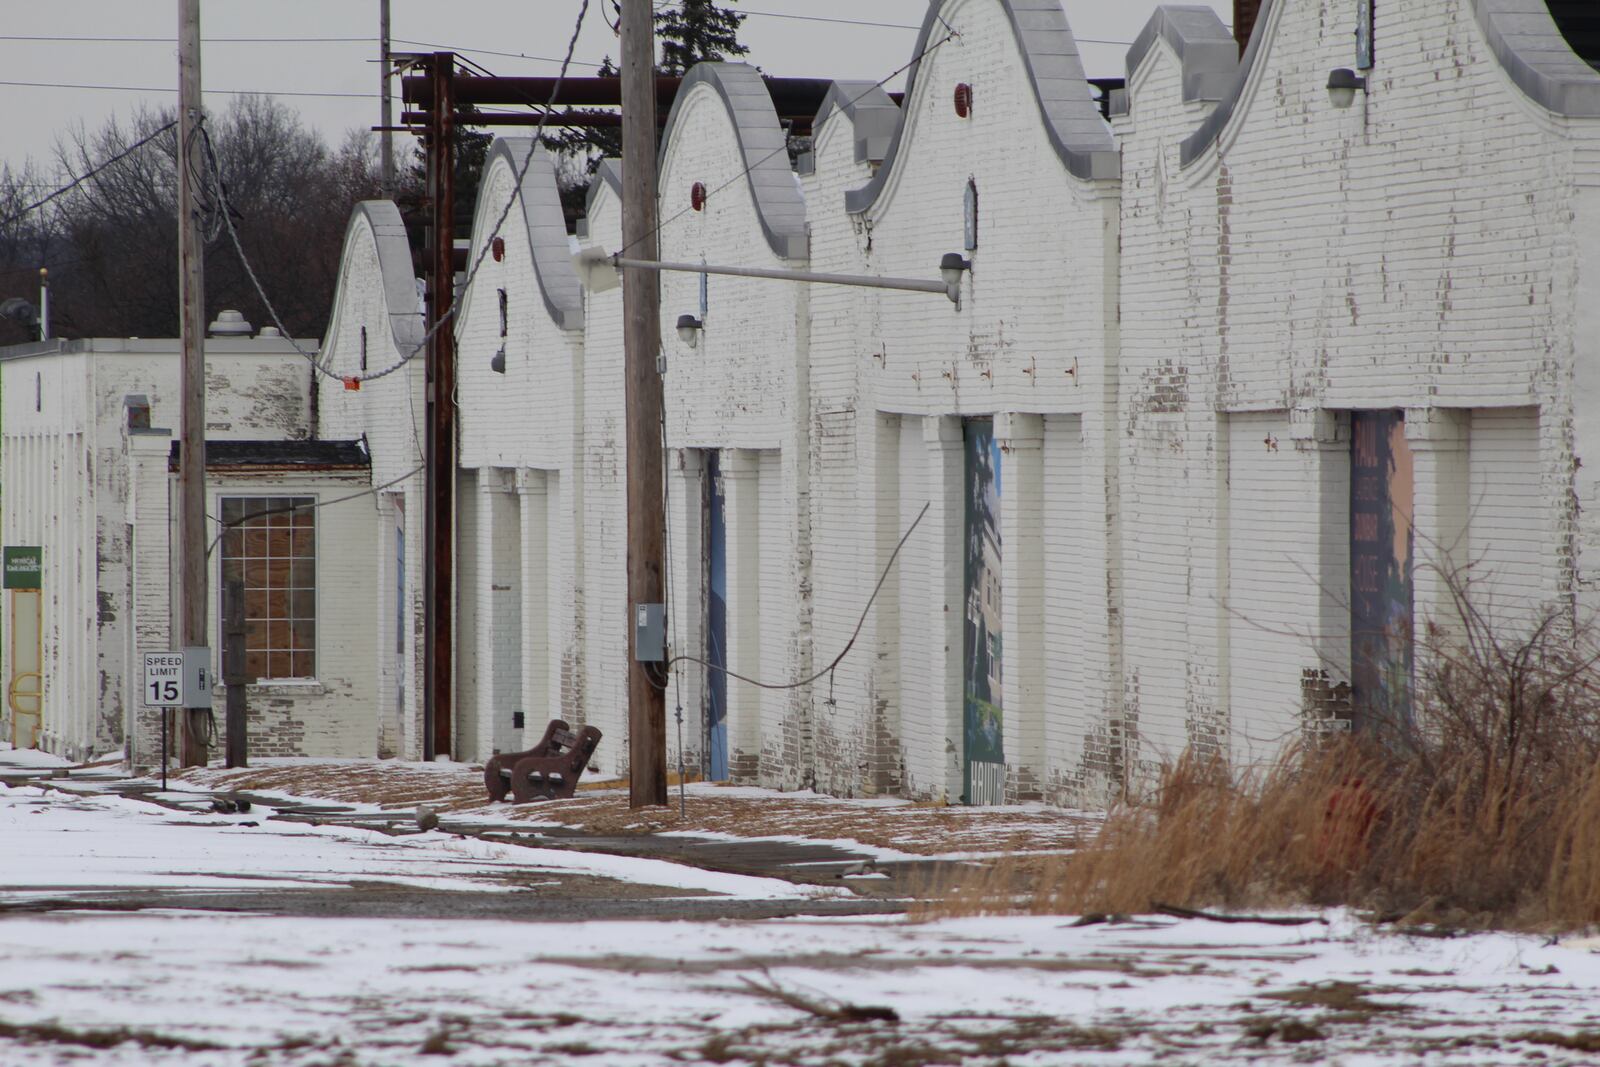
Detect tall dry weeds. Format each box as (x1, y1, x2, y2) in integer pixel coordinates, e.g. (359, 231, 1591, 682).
(925, 577, 1600, 930)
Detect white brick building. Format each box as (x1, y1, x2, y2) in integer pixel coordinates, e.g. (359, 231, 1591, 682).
(314, 0, 1600, 807)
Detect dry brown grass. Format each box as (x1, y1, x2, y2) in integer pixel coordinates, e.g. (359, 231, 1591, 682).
(925, 585, 1600, 930)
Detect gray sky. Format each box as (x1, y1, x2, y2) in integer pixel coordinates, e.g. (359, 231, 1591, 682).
(1, 1, 1233, 171)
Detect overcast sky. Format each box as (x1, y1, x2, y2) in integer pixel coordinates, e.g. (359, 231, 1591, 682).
(1, 1, 1233, 171)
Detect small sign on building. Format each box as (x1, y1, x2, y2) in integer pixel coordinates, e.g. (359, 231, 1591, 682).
(3, 546, 42, 589)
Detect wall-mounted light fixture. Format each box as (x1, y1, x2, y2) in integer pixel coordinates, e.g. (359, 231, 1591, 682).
(940, 253, 971, 306)
(1327, 67, 1367, 109)
(490, 345, 506, 374)
(676, 314, 703, 349)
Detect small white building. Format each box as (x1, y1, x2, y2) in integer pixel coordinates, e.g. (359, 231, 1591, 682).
(1, 317, 386, 766)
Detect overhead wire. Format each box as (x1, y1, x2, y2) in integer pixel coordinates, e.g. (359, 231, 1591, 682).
(661, 502, 929, 692)
(199, 0, 593, 386)
(0, 78, 376, 99)
(204, 464, 424, 557)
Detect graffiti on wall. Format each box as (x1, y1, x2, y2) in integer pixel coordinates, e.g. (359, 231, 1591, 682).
(1350, 410, 1414, 728)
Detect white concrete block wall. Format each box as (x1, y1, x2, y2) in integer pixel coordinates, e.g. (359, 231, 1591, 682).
(1466, 407, 1548, 633)
(317, 201, 426, 758)
(579, 179, 630, 773)
(1115, 0, 1598, 781)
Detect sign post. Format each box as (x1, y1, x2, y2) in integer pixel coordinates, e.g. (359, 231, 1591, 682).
(144, 650, 209, 786)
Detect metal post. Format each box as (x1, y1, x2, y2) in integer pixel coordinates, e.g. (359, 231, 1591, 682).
(422, 53, 456, 761)
(621, 0, 667, 807)
(379, 0, 394, 197)
(223, 578, 248, 767)
(176, 0, 209, 767)
(37, 268, 49, 341)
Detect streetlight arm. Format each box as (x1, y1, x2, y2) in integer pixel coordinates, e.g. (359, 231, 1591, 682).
(609, 255, 954, 299)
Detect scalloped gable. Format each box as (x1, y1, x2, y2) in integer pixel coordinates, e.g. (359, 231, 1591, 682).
(329, 200, 424, 358)
(1112, 4, 1236, 118)
(1471, 0, 1600, 116)
(845, 0, 1118, 215)
(657, 63, 807, 260)
(811, 80, 900, 165)
(1181, 0, 1600, 167)
(476, 139, 584, 331)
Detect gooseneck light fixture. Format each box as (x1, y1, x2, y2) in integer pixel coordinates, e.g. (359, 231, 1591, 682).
(940, 253, 972, 306)
(676, 314, 703, 348)
(1327, 67, 1367, 109)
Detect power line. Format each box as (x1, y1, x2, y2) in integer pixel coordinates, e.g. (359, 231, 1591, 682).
(0, 34, 376, 43)
(0, 78, 375, 100)
(205, 0, 594, 385)
(0, 121, 177, 228)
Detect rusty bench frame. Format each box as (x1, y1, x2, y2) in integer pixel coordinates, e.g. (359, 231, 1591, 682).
(483, 719, 603, 802)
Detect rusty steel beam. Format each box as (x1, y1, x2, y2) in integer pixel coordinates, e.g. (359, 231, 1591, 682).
(400, 73, 835, 115)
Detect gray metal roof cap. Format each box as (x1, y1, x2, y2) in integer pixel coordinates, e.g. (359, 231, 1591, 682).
(480, 138, 584, 332)
(342, 200, 425, 356)
(1125, 5, 1237, 106)
(845, 0, 1119, 215)
(584, 157, 623, 219)
(657, 62, 807, 260)
(811, 80, 901, 164)
(1471, 0, 1600, 116)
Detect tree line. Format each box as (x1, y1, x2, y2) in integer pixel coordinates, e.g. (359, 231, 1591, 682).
(0, 0, 748, 347)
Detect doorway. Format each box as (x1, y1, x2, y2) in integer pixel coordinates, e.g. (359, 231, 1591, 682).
(7, 588, 42, 749)
(1350, 410, 1414, 728)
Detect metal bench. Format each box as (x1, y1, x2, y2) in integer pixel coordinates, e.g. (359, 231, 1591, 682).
(483, 719, 603, 803)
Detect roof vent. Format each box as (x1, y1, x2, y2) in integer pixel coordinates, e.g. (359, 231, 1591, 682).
(257, 325, 282, 338)
(208, 309, 252, 336)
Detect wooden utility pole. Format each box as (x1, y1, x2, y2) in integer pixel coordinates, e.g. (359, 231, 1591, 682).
(223, 579, 248, 767)
(176, 0, 209, 766)
(379, 0, 394, 197)
(621, 0, 667, 807)
(422, 53, 457, 761)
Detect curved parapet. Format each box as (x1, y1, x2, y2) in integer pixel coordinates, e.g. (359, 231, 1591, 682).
(477, 139, 584, 331)
(846, 0, 1117, 215)
(584, 157, 623, 218)
(811, 80, 900, 165)
(338, 200, 424, 358)
(1113, 5, 1237, 117)
(1470, 0, 1600, 117)
(658, 62, 807, 260)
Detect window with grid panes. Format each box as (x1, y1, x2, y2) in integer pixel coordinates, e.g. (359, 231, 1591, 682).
(219, 496, 316, 680)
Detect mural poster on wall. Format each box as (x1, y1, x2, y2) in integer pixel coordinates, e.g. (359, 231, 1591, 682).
(963, 419, 1005, 803)
(1350, 410, 1415, 728)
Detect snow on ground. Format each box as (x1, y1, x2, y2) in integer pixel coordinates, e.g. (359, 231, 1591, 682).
(1, 907, 1599, 1065)
(2, 781, 1600, 1063)
(0, 740, 74, 769)
(0, 781, 837, 901)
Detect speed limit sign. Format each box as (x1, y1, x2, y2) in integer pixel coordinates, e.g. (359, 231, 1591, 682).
(143, 652, 185, 707)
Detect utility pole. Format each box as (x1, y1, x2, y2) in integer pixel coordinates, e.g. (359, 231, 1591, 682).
(621, 0, 667, 807)
(176, 0, 209, 766)
(422, 53, 456, 761)
(379, 0, 394, 197)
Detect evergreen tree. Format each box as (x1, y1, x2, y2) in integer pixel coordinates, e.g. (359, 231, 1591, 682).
(543, 2, 747, 182)
(656, 0, 748, 75)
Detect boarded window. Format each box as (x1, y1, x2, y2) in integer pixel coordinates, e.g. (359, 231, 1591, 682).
(219, 496, 316, 680)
